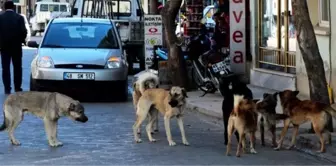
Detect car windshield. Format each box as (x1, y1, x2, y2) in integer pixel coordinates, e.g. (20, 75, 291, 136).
(41, 22, 119, 49)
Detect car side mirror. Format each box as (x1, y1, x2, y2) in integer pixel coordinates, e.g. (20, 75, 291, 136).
(136, 9, 142, 17)
(27, 41, 39, 48)
(122, 44, 127, 50)
(72, 8, 78, 15)
(116, 23, 120, 28)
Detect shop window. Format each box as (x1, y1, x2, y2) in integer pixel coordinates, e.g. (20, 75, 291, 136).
(319, 0, 329, 27)
(258, 0, 296, 74)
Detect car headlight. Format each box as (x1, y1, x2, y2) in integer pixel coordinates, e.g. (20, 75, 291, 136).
(37, 56, 54, 68)
(105, 56, 121, 69)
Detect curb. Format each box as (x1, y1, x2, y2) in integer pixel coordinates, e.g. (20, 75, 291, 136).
(185, 101, 336, 163)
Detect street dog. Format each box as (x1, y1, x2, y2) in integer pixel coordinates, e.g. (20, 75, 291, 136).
(226, 95, 259, 157)
(220, 76, 253, 145)
(133, 86, 189, 146)
(0, 91, 88, 147)
(132, 71, 160, 134)
(255, 92, 289, 147)
(274, 90, 336, 153)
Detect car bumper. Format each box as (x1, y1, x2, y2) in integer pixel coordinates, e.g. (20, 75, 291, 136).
(33, 79, 126, 92)
(32, 68, 128, 81)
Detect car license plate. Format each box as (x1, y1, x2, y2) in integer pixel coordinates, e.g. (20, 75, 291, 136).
(133, 63, 140, 69)
(63, 72, 95, 80)
(212, 61, 231, 73)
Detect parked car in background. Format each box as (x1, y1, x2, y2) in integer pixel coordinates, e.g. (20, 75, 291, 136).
(28, 17, 129, 101)
(21, 14, 31, 45)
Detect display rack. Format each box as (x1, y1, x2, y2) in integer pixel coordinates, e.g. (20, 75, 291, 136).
(185, 0, 204, 36)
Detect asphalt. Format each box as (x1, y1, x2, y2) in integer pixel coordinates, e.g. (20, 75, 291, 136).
(0, 37, 332, 165)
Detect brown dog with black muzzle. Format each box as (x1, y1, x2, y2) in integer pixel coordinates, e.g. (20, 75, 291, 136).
(226, 95, 259, 157)
(274, 90, 336, 153)
(132, 86, 189, 146)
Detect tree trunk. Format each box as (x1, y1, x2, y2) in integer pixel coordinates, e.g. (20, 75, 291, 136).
(161, 0, 188, 88)
(292, 0, 333, 132)
(149, 0, 158, 14)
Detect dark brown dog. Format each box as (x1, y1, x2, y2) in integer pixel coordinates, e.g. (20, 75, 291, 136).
(256, 92, 289, 147)
(274, 90, 336, 153)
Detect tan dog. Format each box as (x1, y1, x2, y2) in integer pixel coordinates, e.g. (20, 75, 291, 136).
(0, 91, 88, 147)
(132, 86, 189, 146)
(226, 95, 259, 157)
(132, 71, 160, 133)
(274, 90, 336, 153)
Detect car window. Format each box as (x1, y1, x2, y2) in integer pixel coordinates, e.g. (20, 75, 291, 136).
(112, 0, 131, 16)
(40, 4, 49, 12)
(49, 4, 59, 12)
(41, 22, 119, 49)
(60, 5, 67, 12)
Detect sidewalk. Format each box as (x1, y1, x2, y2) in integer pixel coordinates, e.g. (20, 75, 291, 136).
(185, 85, 336, 163)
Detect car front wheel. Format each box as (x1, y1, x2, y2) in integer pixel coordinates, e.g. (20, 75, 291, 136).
(116, 80, 128, 102)
(30, 75, 40, 91)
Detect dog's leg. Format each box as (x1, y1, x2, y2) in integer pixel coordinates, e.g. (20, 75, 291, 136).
(259, 116, 265, 146)
(146, 112, 157, 142)
(312, 123, 326, 153)
(286, 124, 299, 150)
(226, 118, 234, 156)
(223, 111, 229, 145)
(274, 118, 290, 151)
(250, 132, 257, 154)
(164, 115, 176, 146)
(236, 132, 244, 157)
(133, 114, 147, 143)
(152, 108, 159, 133)
(7, 111, 23, 146)
(324, 130, 332, 145)
(133, 92, 142, 135)
(177, 116, 189, 146)
(270, 125, 277, 147)
(44, 118, 63, 147)
(241, 134, 246, 154)
(133, 99, 151, 143)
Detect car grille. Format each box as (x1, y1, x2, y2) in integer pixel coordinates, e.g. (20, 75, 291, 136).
(54, 64, 105, 69)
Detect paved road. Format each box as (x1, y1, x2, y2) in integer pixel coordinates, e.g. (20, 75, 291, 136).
(0, 43, 332, 165)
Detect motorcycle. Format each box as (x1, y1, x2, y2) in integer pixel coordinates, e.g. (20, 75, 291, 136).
(187, 33, 235, 97)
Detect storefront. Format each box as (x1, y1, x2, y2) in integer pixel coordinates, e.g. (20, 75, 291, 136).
(249, 0, 297, 91)
(257, 0, 296, 74)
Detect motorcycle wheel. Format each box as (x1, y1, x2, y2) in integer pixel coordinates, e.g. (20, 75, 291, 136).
(191, 67, 217, 93)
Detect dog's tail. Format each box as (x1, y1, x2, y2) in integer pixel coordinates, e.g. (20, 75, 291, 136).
(275, 113, 289, 120)
(136, 72, 159, 94)
(325, 104, 336, 118)
(0, 111, 7, 131)
(233, 94, 245, 115)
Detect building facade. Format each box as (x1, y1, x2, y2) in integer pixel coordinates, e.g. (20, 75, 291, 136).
(249, 0, 335, 101)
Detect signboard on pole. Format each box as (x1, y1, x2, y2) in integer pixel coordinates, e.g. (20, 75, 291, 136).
(230, 0, 246, 74)
(144, 15, 163, 69)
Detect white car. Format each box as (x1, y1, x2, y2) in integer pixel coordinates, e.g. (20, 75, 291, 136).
(28, 17, 128, 101)
(21, 14, 31, 45)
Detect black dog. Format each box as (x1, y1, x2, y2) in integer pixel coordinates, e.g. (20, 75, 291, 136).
(220, 76, 253, 145)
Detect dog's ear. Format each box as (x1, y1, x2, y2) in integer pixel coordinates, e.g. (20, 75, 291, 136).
(181, 88, 188, 98)
(293, 90, 299, 96)
(263, 93, 270, 99)
(273, 92, 279, 98)
(133, 82, 137, 89)
(68, 103, 76, 111)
